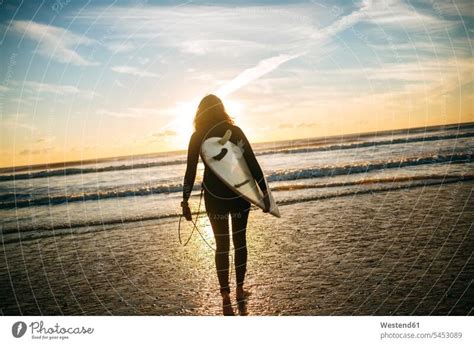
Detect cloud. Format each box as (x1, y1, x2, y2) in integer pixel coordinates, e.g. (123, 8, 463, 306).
(96, 107, 167, 118)
(361, 0, 456, 31)
(212, 1, 377, 98)
(10, 20, 97, 66)
(434, 0, 474, 17)
(20, 147, 54, 156)
(277, 122, 318, 129)
(136, 57, 150, 65)
(18, 81, 97, 98)
(0, 113, 36, 132)
(368, 39, 472, 59)
(111, 65, 159, 77)
(315, 0, 372, 41)
(17, 136, 57, 156)
(96, 109, 145, 119)
(77, 4, 328, 56)
(0, 85, 9, 92)
(152, 129, 176, 137)
(311, 57, 473, 89)
(107, 42, 136, 53)
(114, 80, 126, 88)
(35, 136, 56, 144)
(216, 53, 303, 97)
(180, 39, 266, 56)
(277, 123, 294, 129)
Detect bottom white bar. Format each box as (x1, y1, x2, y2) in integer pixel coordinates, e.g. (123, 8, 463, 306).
(0, 316, 471, 345)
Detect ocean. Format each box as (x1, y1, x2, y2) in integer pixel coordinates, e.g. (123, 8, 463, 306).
(1, 122, 472, 244)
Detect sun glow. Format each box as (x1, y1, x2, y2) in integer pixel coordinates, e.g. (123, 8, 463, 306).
(223, 98, 244, 123)
(169, 101, 198, 148)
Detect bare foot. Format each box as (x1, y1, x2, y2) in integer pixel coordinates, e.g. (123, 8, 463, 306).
(222, 292, 234, 316)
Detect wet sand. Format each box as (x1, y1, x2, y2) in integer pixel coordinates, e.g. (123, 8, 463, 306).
(1, 182, 472, 316)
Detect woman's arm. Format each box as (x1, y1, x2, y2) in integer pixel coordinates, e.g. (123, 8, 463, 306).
(183, 132, 200, 202)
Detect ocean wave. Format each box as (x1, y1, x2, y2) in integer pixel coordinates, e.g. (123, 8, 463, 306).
(0, 158, 187, 182)
(266, 152, 472, 182)
(1, 176, 471, 244)
(1, 131, 472, 182)
(0, 183, 197, 209)
(272, 174, 474, 191)
(0, 153, 471, 209)
(259, 132, 474, 156)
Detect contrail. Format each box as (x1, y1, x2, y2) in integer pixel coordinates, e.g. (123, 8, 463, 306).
(315, 0, 372, 41)
(214, 0, 372, 97)
(216, 53, 303, 97)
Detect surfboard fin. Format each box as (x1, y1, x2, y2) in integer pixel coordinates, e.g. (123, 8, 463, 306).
(218, 130, 232, 145)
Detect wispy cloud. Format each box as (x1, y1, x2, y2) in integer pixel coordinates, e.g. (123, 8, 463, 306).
(277, 122, 318, 129)
(307, 57, 473, 89)
(152, 129, 176, 137)
(17, 135, 57, 156)
(10, 20, 97, 66)
(77, 4, 328, 56)
(180, 39, 266, 56)
(0, 113, 37, 132)
(115, 80, 126, 88)
(107, 42, 136, 53)
(96, 107, 167, 118)
(111, 65, 160, 77)
(213, 1, 378, 98)
(96, 109, 145, 119)
(18, 81, 97, 98)
(363, 0, 456, 31)
(35, 136, 56, 144)
(434, 0, 474, 17)
(315, 0, 372, 40)
(20, 147, 54, 156)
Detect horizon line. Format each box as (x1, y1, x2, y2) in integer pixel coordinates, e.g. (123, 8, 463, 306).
(1, 120, 473, 173)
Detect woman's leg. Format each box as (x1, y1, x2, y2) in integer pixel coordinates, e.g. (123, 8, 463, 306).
(231, 206, 250, 291)
(207, 211, 231, 294)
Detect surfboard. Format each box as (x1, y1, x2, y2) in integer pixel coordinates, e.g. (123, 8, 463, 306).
(201, 129, 281, 218)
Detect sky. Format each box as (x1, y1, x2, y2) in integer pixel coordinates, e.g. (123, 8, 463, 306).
(0, 0, 472, 168)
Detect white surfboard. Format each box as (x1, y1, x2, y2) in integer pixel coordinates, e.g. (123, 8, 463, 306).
(201, 130, 281, 218)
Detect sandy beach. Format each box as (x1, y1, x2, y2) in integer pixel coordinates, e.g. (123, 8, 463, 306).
(1, 181, 472, 316)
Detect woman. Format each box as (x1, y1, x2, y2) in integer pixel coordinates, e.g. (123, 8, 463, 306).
(181, 94, 270, 315)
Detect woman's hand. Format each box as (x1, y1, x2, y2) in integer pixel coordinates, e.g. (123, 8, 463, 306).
(181, 201, 192, 221)
(262, 191, 271, 213)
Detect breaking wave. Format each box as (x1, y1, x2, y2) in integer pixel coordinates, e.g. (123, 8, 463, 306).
(0, 152, 471, 210)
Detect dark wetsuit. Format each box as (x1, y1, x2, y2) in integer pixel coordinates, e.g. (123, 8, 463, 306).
(183, 122, 267, 294)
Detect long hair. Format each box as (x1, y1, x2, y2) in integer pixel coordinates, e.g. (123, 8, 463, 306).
(194, 94, 234, 132)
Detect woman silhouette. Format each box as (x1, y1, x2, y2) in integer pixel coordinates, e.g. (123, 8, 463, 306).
(182, 94, 270, 315)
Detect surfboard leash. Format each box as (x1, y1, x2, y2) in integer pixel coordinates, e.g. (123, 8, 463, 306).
(178, 187, 216, 251)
